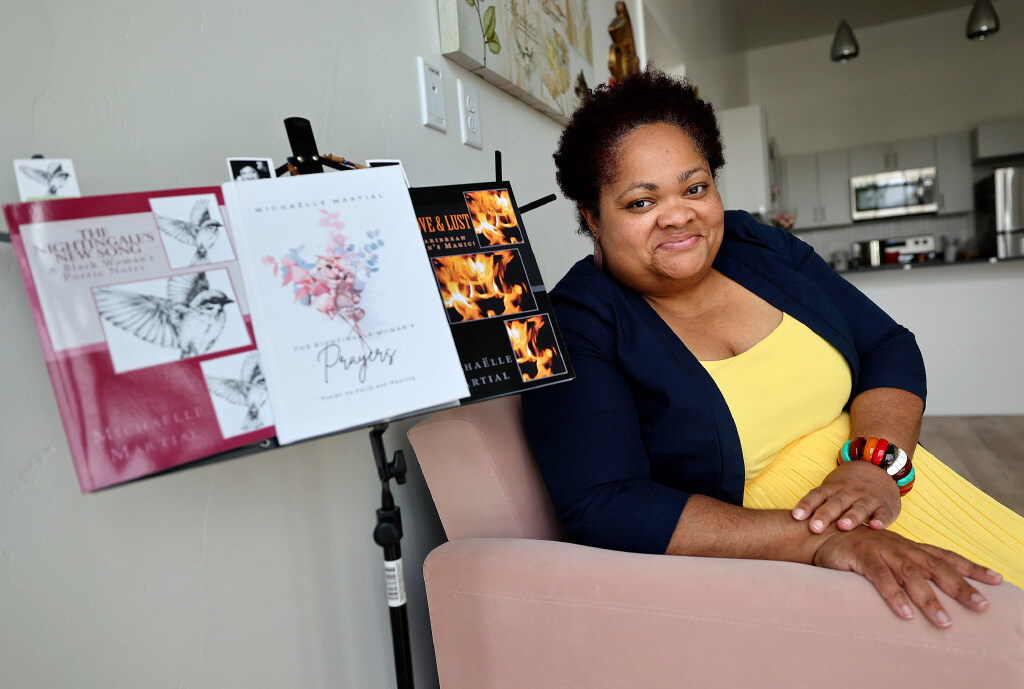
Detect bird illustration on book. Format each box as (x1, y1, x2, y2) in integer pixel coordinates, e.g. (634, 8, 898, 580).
(19, 162, 70, 195)
(205, 353, 270, 431)
(155, 197, 225, 265)
(95, 272, 235, 358)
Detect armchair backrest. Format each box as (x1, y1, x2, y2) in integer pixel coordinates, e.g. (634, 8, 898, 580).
(408, 395, 563, 541)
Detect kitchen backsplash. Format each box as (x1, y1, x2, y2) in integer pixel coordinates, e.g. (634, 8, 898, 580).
(792, 212, 976, 267)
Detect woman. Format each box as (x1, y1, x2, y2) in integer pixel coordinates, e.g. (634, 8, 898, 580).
(522, 69, 1024, 629)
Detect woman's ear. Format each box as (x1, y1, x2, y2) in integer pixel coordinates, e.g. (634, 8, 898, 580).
(581, 208, 604, 270)
(581, 208, 600, 239)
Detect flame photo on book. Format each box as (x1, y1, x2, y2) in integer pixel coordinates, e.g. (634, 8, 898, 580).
(464, 188, 523, 246)
(431, 249, 537, 323)
(503, 314, 567, 382)
(410, 180, 574, 403)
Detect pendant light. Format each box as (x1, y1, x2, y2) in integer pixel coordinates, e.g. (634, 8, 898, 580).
(830, 19, 859, 63)
(966, 0, 1000, 40)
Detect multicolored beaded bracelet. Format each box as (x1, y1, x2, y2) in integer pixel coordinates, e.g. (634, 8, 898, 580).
(837, 436, 915, 496)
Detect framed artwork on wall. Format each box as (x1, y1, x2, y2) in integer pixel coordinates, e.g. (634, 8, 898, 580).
(439, 0, 595, 124)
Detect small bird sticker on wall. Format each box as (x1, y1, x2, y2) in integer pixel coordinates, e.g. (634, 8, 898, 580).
(13, 158, 82, 201)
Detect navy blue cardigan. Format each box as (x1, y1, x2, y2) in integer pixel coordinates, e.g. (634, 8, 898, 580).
(522, 211, 927, 555)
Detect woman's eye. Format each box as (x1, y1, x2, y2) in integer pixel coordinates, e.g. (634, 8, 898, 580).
(628, 199, 653, 209)
(687, 184, 707, 195)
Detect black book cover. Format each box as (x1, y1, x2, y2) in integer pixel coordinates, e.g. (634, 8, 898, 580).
(409, 182, 574, 403)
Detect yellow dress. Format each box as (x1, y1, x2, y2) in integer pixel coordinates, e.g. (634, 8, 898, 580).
(700, 313, 1024, 589)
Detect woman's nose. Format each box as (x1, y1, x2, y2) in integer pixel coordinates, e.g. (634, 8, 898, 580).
(656, 197, 696, 228)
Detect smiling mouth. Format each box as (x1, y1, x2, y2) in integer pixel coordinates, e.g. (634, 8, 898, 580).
(657, 235, 700, 251)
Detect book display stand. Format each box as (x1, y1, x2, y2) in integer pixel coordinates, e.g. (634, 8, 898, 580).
(273, 116, 559, 689)
(272, 117, 417, 688)
(3, 118, 562, 689)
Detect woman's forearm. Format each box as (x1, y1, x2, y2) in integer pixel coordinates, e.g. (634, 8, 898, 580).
(848, 387, 924, 459)
(666, 494, 836, 562)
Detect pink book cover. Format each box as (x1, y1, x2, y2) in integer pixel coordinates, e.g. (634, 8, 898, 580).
(4, 187, 276, 492)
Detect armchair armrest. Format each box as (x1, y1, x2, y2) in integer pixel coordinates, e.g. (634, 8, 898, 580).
(424, 539, 1024, 689)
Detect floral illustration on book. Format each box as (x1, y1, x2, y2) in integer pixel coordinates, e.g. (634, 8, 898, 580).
(260, 210, 384, 381)
(504, 314, 567, 382)
(93, 269, 251, 373)
(149, 194, 236, 268)
(464, 188, 523, 246)
(432, 249, 536, 324)
(201, 351, 273, 438)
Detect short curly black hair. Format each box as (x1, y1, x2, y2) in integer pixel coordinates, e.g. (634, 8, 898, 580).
(553, 69, 725, 236)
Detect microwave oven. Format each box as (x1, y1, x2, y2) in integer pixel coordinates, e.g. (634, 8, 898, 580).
(850, 166, 938, 221)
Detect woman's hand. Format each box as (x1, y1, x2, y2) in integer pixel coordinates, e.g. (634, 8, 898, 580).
(792, 460, 900, 533)
(813, 526, 1003, 627)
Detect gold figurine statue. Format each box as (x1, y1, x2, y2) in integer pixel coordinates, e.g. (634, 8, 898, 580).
(608, 1, 640, 81)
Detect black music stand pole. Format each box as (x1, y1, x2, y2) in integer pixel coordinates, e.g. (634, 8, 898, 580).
(370, 424, 414, 689)
(278, 118, 414, 688)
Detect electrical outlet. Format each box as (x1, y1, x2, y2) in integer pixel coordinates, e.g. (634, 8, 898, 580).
(418, 56, 446, 133)
(457, 79, 482, 150)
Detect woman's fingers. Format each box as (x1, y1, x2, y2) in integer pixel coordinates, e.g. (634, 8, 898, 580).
(866, 503, 896, 529)
(814, 528, 997, 628)
(892, 557, 953, 627)
(857, 554, 915, 619)
(795, 461, 901, 532)
(919, 542, 1004, 587)
(796, 487, 877, 532)
(792, 485, 832, 522)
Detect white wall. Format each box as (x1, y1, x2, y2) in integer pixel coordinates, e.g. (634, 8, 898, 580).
(746, 2, 1024, 155)
(642, 0, 750, 109)
(0, 2, 618, 687)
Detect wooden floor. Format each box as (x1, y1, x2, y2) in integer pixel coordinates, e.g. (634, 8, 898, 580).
(919, 416, 1024, 517)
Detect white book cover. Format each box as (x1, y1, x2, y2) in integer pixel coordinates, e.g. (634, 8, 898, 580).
(223, 167, 468, 444)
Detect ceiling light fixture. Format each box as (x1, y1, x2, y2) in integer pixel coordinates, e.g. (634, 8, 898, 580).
(830, 19, 860, 63)
(966, 0, 1000, 40)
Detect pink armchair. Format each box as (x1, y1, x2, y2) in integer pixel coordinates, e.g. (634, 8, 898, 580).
(408, 395, 1024, 688)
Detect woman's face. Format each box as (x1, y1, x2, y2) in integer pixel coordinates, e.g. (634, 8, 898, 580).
(584, 122, 724, 296)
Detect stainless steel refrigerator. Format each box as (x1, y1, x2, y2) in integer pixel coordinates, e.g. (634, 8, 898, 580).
(976, 167, 1024, 258)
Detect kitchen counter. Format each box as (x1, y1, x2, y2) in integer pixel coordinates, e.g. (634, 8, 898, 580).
(838, 254, 1024, 275)
(842, 258, 1024, 415)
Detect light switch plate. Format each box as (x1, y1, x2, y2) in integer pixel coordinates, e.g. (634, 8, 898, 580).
(457, 79, 482, 150)
(418, 56, 446, 133)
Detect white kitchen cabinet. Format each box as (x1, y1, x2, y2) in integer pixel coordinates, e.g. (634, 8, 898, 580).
(849, 143, 891, 176)
(816, 149, 851, 227)
(783, 150, 850, 230)
(849, 136, 936, 175)
(892, 137, 936, 170)
(972, 118, 1024, 160)
(717, 104, 772, 215)
(935, 132, 973, 215)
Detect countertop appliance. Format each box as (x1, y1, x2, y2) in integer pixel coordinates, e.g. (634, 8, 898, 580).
(850, 167, 938, 221)
(852, 235, 936, 268)
(975, 167, 1024, 259)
